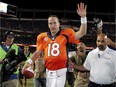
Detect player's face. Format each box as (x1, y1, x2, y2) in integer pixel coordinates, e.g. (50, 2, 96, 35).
(48, 17, 60, 35)
(96, 36, 107, 51)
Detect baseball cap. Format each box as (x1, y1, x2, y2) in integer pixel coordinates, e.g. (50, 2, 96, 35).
(5, 31, 15, 39)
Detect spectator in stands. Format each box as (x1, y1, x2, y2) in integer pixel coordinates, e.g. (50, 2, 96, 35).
(18, 45, 33, 87)
(70, 33, 116, 87)
(22, 2, 87, 87)
(33, 52, 46, 87)
(0, 31, 22, 87)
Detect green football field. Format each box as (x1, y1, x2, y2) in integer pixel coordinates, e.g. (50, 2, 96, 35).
(19, 78, 71, 87)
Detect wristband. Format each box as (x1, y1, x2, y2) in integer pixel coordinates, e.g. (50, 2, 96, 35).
(27, 58, 33, 64)
(81, 17, 87, 24)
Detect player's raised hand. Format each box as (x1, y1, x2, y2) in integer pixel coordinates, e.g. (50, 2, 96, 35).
(77, 2, 87, 17)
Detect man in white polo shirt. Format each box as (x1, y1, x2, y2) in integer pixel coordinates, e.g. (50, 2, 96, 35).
(84, 33, 116, 87)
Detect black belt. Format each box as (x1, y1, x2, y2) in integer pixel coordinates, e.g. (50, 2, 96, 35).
(90, 81, 115, 87)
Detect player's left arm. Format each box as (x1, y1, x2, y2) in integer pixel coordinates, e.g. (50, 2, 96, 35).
(75, 2, 87, 39)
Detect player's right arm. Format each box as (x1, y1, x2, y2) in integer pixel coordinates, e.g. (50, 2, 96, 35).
(75, 2, 87, 40)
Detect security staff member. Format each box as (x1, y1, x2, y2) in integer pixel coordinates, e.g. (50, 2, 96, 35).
(0, 31, 21, 87)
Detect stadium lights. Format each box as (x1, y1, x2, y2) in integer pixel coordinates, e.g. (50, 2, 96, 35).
(0, 2, 17, 17)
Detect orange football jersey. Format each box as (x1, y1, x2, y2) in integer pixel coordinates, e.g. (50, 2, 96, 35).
(36, 28, 79, 70)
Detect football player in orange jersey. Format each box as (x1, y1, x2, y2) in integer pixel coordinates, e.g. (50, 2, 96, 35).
(22, 2, 87, 87)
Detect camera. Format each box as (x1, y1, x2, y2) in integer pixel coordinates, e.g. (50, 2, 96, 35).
(0, 49, 27, 82)
(92, 18, 103, 30)
(68, 43, 77, 51)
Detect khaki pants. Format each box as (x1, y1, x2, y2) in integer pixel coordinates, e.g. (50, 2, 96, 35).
(74, 72, 89, 87)
(2, 79, 18, 87)
(74, 78, 88, 87)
